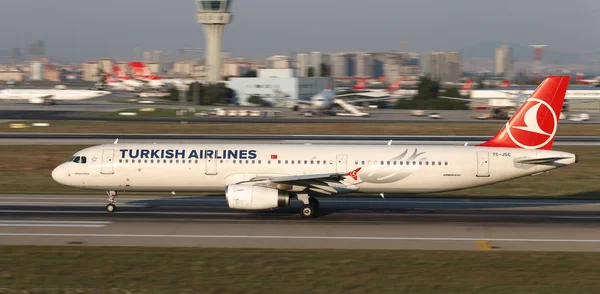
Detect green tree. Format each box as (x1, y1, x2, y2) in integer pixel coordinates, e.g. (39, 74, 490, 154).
(443, 87, 461, 98)
(247, 95, 271, 107)
(307, 66, 315, 77)
(242, 70, 257, 78)
(414, 77, 439, 100)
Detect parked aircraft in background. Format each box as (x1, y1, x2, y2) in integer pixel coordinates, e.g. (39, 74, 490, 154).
(0, 87, 110, 104)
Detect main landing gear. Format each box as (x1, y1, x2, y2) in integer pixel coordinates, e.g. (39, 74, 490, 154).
(106, 191, 117, 213)
(297, 193, 320, 218)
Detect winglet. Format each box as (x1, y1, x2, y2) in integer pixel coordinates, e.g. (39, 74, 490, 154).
(114, 138, 119, 144)
(388, 140, 393, 146)
(347, 168, 361, 181)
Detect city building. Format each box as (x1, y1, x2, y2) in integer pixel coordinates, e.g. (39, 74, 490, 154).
(309, 52, 331, 77)
(266, 55, 291, 69)
(98, 58, 114, 74)
(222, 59, 252, 77)
(296, 53, 309, 77)
(227, 68, 333, 106)
(355, 52, 373, 78)
(82, 61, 100, 82)
(43, 64, 61, 81)
(30, 61, 44, 81)
(421, 51, 462, 83)
(495, 45, 514, 80)
(332, 52, 351, 78)
(0, 66, 25, 82)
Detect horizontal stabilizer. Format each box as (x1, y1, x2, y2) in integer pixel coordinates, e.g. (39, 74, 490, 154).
(514, 156, 571, 165)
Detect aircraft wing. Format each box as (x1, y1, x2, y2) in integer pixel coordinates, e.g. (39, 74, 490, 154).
(438, 96, 473, 102)
(564, 99, 598, 105)
(237, 171, 360, 195)
(267, 173, 346, 183)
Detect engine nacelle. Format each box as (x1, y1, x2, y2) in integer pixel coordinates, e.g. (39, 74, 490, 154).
(29, 97, 44, 104)
(225, 184, 290, 210)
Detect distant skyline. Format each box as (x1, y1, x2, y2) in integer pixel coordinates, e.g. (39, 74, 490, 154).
(1, 0, 599, 62)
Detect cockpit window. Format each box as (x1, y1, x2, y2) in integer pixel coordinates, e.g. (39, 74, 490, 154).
(68, 156, 87, 164)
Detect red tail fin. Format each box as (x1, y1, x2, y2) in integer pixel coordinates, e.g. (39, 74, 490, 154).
(479, 76, 570, 150)
(500, 80, 510, 88)
(460, 80, 473, 91)
(352, 78, 367, 90)
(387, 78, 403, 91)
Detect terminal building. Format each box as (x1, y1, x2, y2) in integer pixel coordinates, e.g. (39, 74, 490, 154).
(227, 69, 333, 106)
(469, 87, 600, 113)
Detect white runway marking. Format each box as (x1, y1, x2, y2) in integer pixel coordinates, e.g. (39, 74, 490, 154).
(0, 197, 597, 206)
(1, 233, 600, 243)
(0, 202, 149, 207)
(0, 210, 242, 216)
(0, 220, 111, 228)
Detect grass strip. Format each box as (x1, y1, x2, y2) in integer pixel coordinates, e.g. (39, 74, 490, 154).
(1, 246, 600, 293)
(2, 121, 600, 136)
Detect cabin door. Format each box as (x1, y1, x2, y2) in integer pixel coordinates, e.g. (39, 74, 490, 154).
(476, 151, 490, 177)
(336, 154, 348, 174)
(101, 149, 115, 175)
(205, 157, 218, 175)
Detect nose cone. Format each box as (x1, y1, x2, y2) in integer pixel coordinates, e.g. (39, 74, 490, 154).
(51, 164, 68, 186)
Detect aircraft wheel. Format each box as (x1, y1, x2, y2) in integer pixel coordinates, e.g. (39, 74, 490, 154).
(300, 204, 317, 218)
(106, 203, 116, 213)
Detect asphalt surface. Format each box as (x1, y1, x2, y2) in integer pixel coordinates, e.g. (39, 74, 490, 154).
(3, 194, 600, 251)
(1, 94, 599, 123)
(0, 133, 597, 146)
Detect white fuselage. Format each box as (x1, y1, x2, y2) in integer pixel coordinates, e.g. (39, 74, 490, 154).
(0, 89, 110, 101)
(51, 143, 576, 195)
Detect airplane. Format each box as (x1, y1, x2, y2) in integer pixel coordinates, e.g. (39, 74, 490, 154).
(51, 76, 578, 218)
(458, 79, 474, 96)
(575, 73, 600, 86)
(0, 88, 111, 104)
(102, 72, 136, 92)
(129, 62, 202, 89)
(113, 66, 145, 89)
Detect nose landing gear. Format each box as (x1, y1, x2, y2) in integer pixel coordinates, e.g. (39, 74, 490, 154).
(106, 191, 117, 213)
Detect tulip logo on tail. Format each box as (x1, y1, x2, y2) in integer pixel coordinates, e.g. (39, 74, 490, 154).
(479, 76, 569, 150)
(507, 98, 557, 149)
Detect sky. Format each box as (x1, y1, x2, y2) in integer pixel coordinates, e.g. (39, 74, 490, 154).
(1, 0, 599, 62)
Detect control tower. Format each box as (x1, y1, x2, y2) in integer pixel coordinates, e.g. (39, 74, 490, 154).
(195, 0, 233, 83)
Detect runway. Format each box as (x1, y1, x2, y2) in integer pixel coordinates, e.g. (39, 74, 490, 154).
(0, 133, 598, 146)
(2, 194, 600, 251)
(2, 100, 599, 124)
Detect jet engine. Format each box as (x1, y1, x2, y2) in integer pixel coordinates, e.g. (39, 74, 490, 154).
(225, 185, 290, 210)
(28, 97, 44, 104)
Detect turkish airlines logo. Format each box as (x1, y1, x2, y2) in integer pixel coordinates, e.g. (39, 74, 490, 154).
(506, 98, 558, 149)
(347, 168, 361, 181)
